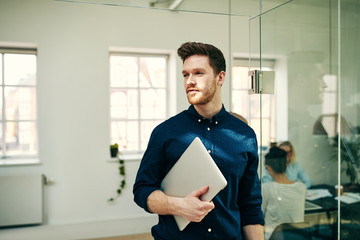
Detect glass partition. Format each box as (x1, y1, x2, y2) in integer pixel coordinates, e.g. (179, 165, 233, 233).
(253, 0, 360, 239)
(338, 1, 360, 239)
(57, 0, 291, 16)
(61, 0, 253, 16)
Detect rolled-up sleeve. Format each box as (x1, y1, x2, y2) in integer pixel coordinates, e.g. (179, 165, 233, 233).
(238, 137, 265, 226)
(133, 128, 166, 213)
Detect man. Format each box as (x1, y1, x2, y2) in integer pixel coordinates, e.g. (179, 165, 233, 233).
(262, 147, 306, 239)
(133, 42, 264, 240)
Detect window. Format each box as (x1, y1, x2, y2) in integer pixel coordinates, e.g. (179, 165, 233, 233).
(231, 58, 275, 149)
(0, 48, 38, 162)
(110, 52, 171, 153)
(322, 74, 337, 115)
(313, 74, 338, 137)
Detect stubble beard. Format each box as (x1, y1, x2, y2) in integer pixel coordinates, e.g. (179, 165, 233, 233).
(187, 78, 217, 105)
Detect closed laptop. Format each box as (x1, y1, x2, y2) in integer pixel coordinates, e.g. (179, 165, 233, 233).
(161, 137, 228, 231)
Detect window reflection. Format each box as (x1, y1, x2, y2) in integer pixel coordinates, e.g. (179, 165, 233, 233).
(231, 63, 275, 149)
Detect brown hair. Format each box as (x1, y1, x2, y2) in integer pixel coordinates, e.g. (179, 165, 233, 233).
(230, 112, 248, 125)
(177, 42, 226, 74)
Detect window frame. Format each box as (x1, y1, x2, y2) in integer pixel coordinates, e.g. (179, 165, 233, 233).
(109, 48, 176, 155)
(231, 57, 276, 150)
(0, 47, 39, 165)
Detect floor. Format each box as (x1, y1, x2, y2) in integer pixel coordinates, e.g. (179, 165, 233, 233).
(89, 233, 153, 240)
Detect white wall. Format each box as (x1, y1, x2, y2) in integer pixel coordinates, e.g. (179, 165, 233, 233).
(0, 0, 249, 239)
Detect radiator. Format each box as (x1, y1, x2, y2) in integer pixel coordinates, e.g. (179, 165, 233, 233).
(0, 174, 44, 227)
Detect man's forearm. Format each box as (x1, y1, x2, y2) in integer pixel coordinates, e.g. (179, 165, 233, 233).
(147, 190, 179, 215)
(147, 186, 215, 222)
(242, 224, 264, 240)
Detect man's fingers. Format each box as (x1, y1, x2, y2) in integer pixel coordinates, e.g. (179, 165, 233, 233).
(191, 185, 209, 198)
(180, 186, 216, 222)
(209, 201, 215, 209)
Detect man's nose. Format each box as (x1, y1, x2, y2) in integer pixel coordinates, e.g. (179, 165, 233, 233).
(186, 75, 195, 85)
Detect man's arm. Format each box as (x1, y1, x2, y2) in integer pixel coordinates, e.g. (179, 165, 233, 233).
(147, 186, 215, 222)
(238, 136, 264, 239)
(242, 224, 264, 240)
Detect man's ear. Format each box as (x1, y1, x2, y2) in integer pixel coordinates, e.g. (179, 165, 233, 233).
(217, 71, 226, 86)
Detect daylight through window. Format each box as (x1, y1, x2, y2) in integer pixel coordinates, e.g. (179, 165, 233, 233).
(110, 52, 169, 153)
(231, 58, 275, 150)
(0, 48, 38, 161)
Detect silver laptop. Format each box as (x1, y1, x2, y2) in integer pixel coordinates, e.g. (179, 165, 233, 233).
(305, 200, 322, 211)
(161, 137, 228, 231)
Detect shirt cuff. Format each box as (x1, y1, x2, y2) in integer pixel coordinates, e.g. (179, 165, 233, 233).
(135, 187, 160, 213)
(241, 206, 265, 226)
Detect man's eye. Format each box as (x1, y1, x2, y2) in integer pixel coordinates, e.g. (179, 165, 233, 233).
(195, 72, 203, 75)
(183, 74, 189, 78)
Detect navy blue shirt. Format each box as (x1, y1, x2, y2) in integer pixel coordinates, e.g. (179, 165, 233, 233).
(133, 105, 264, 240)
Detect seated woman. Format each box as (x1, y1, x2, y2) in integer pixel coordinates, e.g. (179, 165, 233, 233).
(262, 147, 307, 239)
(262, 141, 312, 188)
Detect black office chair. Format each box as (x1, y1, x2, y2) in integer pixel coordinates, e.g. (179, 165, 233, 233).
(340, 204, 360, 239)
(269, 222, 312, 240)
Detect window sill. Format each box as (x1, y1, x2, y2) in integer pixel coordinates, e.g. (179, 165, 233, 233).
(107, 152, 144, 162)
(0, 158, 41, 166)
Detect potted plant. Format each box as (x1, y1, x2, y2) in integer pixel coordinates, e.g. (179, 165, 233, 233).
(108, 143, 126, 202)
(110, 143, 119, 158)
(331, 135, 360, 192)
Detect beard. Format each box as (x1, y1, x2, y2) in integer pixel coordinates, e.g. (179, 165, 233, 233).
(186, 77, 217, 105)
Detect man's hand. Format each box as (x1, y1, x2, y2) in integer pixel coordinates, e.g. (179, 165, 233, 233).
(179, 186, 215, 222)
(147, 186, 215, 222)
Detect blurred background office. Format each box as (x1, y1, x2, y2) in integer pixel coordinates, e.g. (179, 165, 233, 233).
(0, 0, 359, 239)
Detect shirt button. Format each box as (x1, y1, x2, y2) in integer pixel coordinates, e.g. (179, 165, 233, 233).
(198, 119, 201, 122)
(208, 150, 211, 153)
(207, 127, 210, 131)
(215, 121, 218, 125)
(208, 228, 212, 232)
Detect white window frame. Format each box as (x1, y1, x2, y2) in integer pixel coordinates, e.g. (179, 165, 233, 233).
(109, 47, 176, 155)
(0, 47, 39, 165)
(322, 74, 337, 115)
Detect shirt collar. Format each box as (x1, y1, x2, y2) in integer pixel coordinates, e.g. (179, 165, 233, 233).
(187, 104, 228, 123)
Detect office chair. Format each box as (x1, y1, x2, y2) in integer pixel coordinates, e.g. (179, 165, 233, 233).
(340, 204, 360, 239)
(269, 222, 312, 240)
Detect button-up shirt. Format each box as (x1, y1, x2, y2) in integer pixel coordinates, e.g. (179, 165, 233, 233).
(133, 105, 264, 240)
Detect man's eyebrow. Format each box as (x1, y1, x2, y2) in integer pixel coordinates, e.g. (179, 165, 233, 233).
(182, 67, 206, 73)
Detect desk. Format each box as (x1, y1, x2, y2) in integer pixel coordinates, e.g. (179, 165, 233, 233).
(304, 185, 337, 239)
(304, 184, 360, 239)
(306, 184, 360, 213)
(305, 184, 338, 214)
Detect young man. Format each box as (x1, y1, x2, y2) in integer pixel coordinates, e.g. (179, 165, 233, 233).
(262, 147, 306, 239)
(133, 42, 264, 239)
